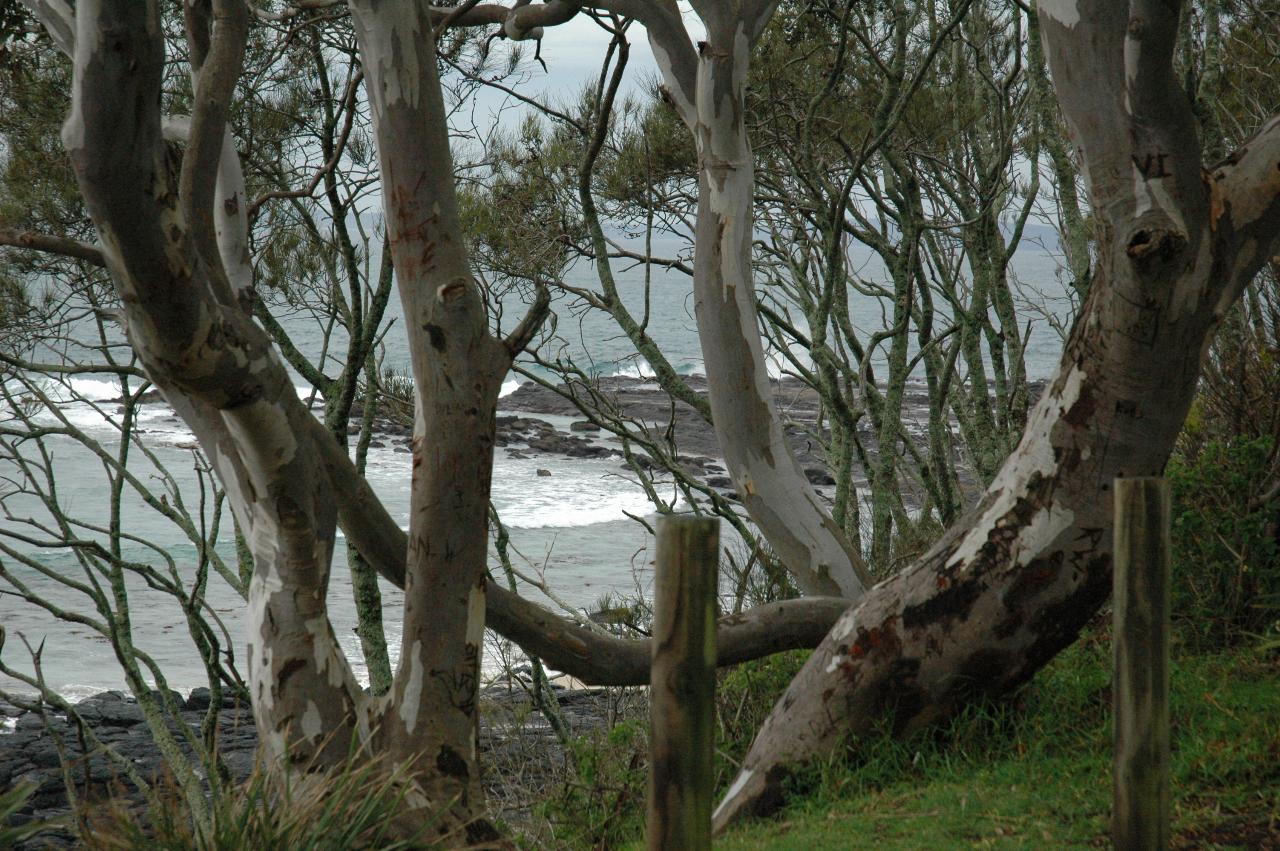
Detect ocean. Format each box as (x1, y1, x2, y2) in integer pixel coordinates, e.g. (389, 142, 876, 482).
(0, 230, 1075, 701)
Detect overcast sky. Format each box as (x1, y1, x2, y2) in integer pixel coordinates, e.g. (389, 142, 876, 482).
(456, 10, 705, 131)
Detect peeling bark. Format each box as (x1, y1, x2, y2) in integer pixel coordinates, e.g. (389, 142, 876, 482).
(345, 0, 534, 837)
(54, 0, 372, 795)
(712, 1, 1280, 829)
(648, 6, 872, 599)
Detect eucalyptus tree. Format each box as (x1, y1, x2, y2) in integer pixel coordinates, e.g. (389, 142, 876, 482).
(0, 23, 253, 825)
(714, 0, 1280, 826)
(8, 0, 866, 837)
(236, 10, 401, 694)
(14, 0, 1279, 840)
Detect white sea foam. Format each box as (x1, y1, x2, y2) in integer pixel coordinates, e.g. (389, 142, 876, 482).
(501, 491, 655, 528)
(608, 360, 658, 379)
(494, 467, 654, 528)
(66, 377, 127, 402)
(499, 378, 523, 398)
(56, 683, 110, 703)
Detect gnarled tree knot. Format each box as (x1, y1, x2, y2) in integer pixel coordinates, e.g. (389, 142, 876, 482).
(1125, 226, 1187, 270)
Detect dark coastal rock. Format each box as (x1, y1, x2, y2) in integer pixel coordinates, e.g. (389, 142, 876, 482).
(354, 373, 965, 509)
(526, 436, 563, 453)
(185, 688, 212, 712)
(106, 389, 165, 406)
(628, 454, 656, 470)
(564, 444, 614, 459)
(2, 681, 627, 847)
(500, 374, 815, 453)
(804, 467, 837, 486)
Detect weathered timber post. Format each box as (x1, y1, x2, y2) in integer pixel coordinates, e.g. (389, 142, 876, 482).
(1113, 477, 1171, 851)
(648, 514, 719, 851)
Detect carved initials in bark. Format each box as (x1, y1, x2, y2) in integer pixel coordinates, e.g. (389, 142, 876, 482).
(1133, 152, 1172, 179)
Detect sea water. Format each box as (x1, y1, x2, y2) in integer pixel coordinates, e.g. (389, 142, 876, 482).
(0, 231, 1074, 699)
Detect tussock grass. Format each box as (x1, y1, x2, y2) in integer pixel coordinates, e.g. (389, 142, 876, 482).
(79, 751, 446, 851)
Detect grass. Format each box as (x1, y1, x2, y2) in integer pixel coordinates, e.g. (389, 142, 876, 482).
(78, 749, 449, 850)
(715, 632, 1280, 850)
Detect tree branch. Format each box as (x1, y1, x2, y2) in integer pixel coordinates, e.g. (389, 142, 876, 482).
(17, 0, 73, 56)
(181, 0, 250, 309)
(0, 228, 104, 266)
(306, 414, 847, 685)
(502, 284, 551, 356)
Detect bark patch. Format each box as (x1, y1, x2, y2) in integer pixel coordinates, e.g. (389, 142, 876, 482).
(845, 615, 900, 662)
(276, 656, 307, 691)
(423, 323, 446, 352)
(1002, 553, 1064, 614)
(1026, 553, 1112, 668)
(902, 575, 984, 633)
(436, 744, 469, 780)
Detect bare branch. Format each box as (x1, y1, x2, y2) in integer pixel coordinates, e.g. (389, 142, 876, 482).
(248, 71, 364, 217)
(181, 0, 251, 309)
(0, 228, 104, 266)
(307, 414, 849, 685)
(502, 284, 551, 356)
(17, 0, 74, 56)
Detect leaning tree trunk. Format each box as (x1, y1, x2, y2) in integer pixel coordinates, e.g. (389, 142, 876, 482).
(647, 2, 872, 599)
(713, 0, 1280, 828)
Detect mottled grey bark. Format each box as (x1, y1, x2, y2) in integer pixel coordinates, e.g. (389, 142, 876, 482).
(49, 0, 370, 801)
(643, 2, 872, 599)
(346, 0, 522, 837)
(713, 0, 1280, 828)
(36, 0, 538, 840)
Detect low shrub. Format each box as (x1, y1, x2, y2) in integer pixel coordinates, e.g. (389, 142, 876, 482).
(1167, 435, 1280, 649)
(539, 717, 649, 850)
(1, 783, 49, 848)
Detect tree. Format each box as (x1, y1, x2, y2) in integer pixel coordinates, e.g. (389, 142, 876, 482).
(14, 0, 862, 839)
(13, 0, 1279, 841)
(712, 0, 1280, 827)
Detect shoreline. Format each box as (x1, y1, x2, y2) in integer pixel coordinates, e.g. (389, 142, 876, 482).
(1, 679, 632, 847)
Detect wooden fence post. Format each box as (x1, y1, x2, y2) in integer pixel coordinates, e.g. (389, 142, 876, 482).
(1113, 477, 1171, 851)
(647, 514, 719, 851)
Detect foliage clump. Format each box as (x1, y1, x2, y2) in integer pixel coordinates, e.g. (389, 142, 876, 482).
(1168, 436, 1280, 649)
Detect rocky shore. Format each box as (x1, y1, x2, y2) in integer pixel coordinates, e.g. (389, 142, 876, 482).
(1, 678, 632, 848)
(7, 374, 1036, 844)
(360, 374, 919, 498)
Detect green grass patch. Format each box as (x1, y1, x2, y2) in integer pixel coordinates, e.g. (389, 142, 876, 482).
(717, 638, 1280, 850)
